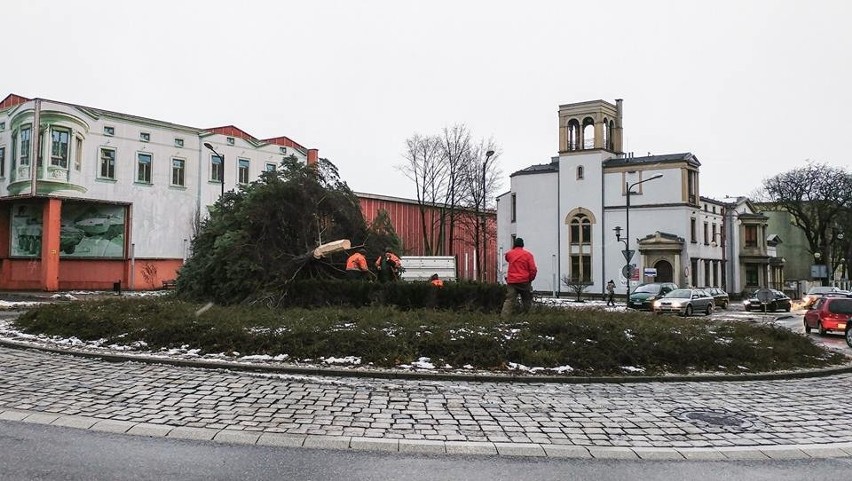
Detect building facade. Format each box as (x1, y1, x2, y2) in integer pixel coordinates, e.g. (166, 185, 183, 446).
(0, 94, 316, 291)
(496, 99, 782, 297)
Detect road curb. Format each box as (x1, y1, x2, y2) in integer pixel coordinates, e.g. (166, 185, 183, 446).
(3, 337, 852, 384)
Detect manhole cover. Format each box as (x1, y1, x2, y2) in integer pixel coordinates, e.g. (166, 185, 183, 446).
(670, 407, 761, 432)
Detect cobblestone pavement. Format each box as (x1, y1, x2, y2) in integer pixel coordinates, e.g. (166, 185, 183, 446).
(3, 345, 852, 459)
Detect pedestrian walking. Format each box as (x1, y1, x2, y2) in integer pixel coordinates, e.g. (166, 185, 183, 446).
(345, 248, 370, 280)
(606, 279, 616, 306)
(501, 237, 537, 318)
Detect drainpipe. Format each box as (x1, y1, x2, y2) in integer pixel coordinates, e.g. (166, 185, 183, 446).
(556, 159, 561, 296)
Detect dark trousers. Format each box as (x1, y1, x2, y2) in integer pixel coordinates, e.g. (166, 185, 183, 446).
(502, 282, 532, 318)
(607, 292, 615, 305)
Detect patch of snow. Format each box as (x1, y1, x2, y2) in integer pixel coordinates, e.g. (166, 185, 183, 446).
(620, 366, 645, 373)
(322, 356, 361, 365)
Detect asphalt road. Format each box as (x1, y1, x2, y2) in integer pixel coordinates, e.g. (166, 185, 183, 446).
(2, 420, 852, 481)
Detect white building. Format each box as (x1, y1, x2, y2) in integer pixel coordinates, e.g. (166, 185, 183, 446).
(496, 99, 780, 297)
(0, 94, 317, 291)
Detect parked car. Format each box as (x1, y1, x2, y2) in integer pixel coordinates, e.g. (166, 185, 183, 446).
(652, 288, 714, 316)
(703, 287, 729, 309)
(805, 297, 852, 336)
(742, 289, 792, 312)
(629, 282, 678, 310)
(802, 286, 842, 309)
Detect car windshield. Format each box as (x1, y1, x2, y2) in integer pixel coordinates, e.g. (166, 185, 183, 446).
(828, 299, 852, 314)
(634, 284, 661, 294)
(665, 289, 692, 298)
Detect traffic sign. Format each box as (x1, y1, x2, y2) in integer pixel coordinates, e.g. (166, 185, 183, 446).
(621, 265, 632, 279)
(622, 249, 635, 262)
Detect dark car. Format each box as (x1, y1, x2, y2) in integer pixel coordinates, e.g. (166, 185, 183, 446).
(743, 288, 792, 312)
(628, 282, 678, 310)
(703, 287, 729, 309)
(805, 297, 852, 336)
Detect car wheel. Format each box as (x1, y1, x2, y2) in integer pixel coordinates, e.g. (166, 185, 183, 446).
(721, 301, 728, 309)
(818, 322, 826, 336)
(846, 327, 852, 348)
(784, 304, 791, 312)
(684, 304, 693, 317)
(705, 303, 713, 315)
(804, 321, 812, 334)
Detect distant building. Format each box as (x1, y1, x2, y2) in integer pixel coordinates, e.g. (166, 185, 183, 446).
(496, 99, 783, 297)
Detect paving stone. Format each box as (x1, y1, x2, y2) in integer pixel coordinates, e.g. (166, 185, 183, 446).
(445, 441, 498, 456)
(350, 437, 399, 452)
(23, 412, 61, 425)
(127, 423, 173, 437)
(167, 426, 219, 441)
(303, 435, 352, 450)
(632, 448, 684, 460)
(0, 410, 29, 421)
(494, 443, 546, 457)
(214, 430, 261, 445)
(588, 447, 639, 459)
(399, 440, 446, 454)
(52, 415, 99, 430)
(90, 420, 135, 434)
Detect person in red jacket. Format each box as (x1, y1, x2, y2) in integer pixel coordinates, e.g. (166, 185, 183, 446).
(501, 237, 537, 318)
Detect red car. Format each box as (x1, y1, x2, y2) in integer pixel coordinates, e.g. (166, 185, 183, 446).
(804, 297, 852, 336)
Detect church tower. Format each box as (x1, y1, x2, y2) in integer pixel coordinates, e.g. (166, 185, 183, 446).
(558, 99, 624, 155)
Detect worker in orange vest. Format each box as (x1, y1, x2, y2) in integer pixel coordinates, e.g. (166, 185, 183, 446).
(375, 247, 402, 282)
(429, 273, 444, 287)
(346, 248, 370, 280)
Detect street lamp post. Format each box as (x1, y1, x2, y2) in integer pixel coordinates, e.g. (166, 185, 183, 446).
(616, 174, 663, 305)
(481, 149, 495, 282)
(203, 142, 225, 197)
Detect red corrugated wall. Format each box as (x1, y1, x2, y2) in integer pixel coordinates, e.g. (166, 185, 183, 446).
(358, 196, 497, 282)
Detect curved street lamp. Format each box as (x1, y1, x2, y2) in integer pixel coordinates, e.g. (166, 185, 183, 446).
(616, 174, 663, 305)
(203, 142, 225, 197)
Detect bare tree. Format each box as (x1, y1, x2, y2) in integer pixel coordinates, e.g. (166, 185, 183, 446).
(437, 125, 474, 256)
(756, 162, 852, 281)
(399, 134, 447, 255)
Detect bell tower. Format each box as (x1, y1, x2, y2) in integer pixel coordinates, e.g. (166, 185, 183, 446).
(558, 99, 624, 155)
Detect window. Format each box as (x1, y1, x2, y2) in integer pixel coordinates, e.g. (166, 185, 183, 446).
(136, 152, 152, 184)
(745, 225, 758, 247)
(0, 122, 5, 131)
(703, 222, 709, 245)
(50, 128, 70, 168)
(570, 214, 591, 245)
(99, 148, 116, 179)
(104, 126, 115, 136)
(570, 255, 592, 283)
(19, 125, 31, 166)
(510, 193, 517, 222)
(238, 158, 250, 184)
(171, 158, 185, 186)
(704, 259, 711, 287)
(711, 224, 718, 245)
(687, 170, 698, 205)
(140, 132, 150, 142)
(265, 163, 276, 172)
(691, 258, 699, 286)
(690, 218, 697, 243)
(0, 146, 5, 177)
(210, 154, 223, 182)
(74, 136, 83, 171)
(174, 138, 184, 148)
(576, 165, 584, 180)
(279, 146, 287, 154)
(745, 264, 759, 286)
(226, 137, 235, 145)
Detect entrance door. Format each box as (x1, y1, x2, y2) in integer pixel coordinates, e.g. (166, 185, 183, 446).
(655, 260, 674, 282)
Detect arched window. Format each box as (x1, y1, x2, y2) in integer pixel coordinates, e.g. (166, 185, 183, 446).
(567, 119, 580, 151)
(602, 118, 608, 151)
(570, 214, 591, 245)
(582, 117, 595, 149)
(576, 165, 584, 180)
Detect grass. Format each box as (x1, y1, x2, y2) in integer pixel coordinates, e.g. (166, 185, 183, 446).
(11, 297, 848, 377)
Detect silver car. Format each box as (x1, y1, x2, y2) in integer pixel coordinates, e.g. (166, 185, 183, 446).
(652, 288, 715, 316)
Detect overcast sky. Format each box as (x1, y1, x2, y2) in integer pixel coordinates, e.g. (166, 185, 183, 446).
(6, 0, 850, 202)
